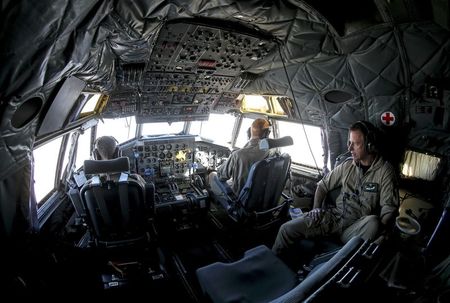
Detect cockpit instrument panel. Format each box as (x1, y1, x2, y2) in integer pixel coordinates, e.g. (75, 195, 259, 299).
(194, 141, 231, 170)
(133, 135, 195, 183)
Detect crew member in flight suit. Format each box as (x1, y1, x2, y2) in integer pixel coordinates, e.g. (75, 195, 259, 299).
(272, 120, 399, 256)
(93, 135, 148, 188)
(208, 118, 271, 209)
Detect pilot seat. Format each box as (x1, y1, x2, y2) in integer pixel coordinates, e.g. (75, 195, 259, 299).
(80, 156, 153, 248)
(209, 137, 294, 230)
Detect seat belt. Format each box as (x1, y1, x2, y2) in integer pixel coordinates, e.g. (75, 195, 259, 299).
(91, 176, 113, 229)
(118, 173, 130, 227)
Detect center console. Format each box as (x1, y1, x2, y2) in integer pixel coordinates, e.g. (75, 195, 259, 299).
(122, 135, 210, 221)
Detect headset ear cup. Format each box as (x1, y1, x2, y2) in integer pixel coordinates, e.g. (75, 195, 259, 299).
(114, 146, 121, 158)
(365, 126, 376, 153)
(93, 149, 101, 160)
(368, 141, 377, 153)
(261, 128, 270, 139)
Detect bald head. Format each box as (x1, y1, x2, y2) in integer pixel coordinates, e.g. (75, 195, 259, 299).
(251, 118, 271, 139)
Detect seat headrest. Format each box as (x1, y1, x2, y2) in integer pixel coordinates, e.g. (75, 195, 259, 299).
(84, 157, 130, 175)
(259, 136, 294, 150)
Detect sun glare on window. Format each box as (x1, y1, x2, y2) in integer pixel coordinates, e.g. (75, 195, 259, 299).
(240, 95, 288, 117)
(401, 150, 441, 181)
(80, 93, 102, 114)
(241, 95, 270, 113)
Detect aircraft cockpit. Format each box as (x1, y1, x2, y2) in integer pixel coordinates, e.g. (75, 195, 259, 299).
(2, 1, 450, 301)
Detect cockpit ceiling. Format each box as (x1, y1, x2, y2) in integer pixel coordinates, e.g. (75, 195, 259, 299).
(102, 20, 277, 122)
(1, 1, 449, 129)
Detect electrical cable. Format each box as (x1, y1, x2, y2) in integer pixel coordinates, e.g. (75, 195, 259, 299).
(276, 41, 334, 203)
(276, 43, 323, 178)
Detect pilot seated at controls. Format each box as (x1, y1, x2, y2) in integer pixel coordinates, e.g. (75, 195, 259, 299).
(208, 118, 271, 209)
(92, 135, 147, 187)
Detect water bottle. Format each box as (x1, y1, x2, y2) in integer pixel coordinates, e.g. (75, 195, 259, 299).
(289, 206, 303, 220)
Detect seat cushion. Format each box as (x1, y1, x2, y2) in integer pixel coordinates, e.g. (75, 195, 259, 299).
(271, 236, 364, 303)
(196, 245, 297, 303)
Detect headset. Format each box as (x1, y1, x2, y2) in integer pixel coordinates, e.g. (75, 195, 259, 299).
(93, 136, 121, 160)
(350, 120, 377, 153)
(261, 123, 271, 139)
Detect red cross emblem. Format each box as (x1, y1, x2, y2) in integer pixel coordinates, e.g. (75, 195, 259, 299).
(380, 111, 395, 126)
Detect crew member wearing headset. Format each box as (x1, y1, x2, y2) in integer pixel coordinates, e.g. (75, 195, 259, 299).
(208, 118, 271, 208)
(272, 120, 399, 256)
(93, 135, 147, 187)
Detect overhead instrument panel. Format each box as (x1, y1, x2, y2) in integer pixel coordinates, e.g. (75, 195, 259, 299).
(102, 20, 277, 121)
(211, 92, 242, 114)
(104, 90, 139, 118)
(147, 22, 274, 75)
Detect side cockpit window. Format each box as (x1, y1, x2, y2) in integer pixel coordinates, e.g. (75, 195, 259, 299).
(277, 121, 324, 169)
(74, 130, 91, 171)
(33, 137, 64, 204)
